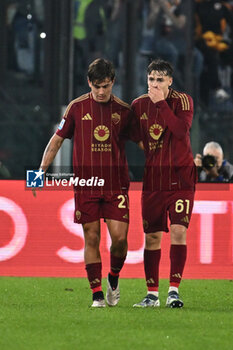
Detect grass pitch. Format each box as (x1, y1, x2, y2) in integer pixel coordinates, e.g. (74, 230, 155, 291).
(0, 277, 233, 350)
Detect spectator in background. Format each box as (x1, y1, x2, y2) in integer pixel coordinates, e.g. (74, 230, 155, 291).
(224, 0, 233, 10)
(84, 0, 106, 59)
(194, 141, 233, 182)
(73, 0, 106, 94)
(6, 1, 45, 77)
(105, 0, 123, 68)
(141, 0, 203, 93)
(195, 0, 233, 104)
(6, 2, 19, 72)
(146, 0, 186, 69)
(11, 2, 39, 76)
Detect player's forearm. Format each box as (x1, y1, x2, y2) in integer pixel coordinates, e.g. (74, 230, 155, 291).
(39, 134, 64, 172)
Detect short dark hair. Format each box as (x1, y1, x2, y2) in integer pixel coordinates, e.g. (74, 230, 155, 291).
(147, 59, 173, 77)
(87, 58, 115, 83)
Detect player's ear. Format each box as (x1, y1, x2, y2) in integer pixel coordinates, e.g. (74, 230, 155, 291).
(87, 79, 92, 88)
(169, 77, 173, 87)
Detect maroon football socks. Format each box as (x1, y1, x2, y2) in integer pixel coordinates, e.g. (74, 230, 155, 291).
(108, 254, 126, 290)
(85, 262, 104, 299)
(169, 244, 187, 288)
(144, 249, 161, 292)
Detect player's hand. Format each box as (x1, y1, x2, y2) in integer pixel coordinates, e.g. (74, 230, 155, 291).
(194, 153, 202, 167)
(137, 141, 144, 150)
(32, 186, 44, 197)
(32, 187, 43, 198)
(148, 85, 165, 104)
(204, 166, 219, 179)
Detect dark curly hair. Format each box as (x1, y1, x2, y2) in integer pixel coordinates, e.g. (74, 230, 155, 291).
(147, 59, 173, 77)
(87, 58, 115, 83)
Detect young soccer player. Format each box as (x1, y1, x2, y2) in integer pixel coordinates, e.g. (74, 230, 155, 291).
(36, 58, 139, 307)
(132, 59, 196, 308)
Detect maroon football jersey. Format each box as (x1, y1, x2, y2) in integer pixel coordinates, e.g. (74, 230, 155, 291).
(132, 89, 197, 191)
(56, 93, 138, 194)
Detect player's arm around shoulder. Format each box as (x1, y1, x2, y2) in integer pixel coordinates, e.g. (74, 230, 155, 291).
(130, 98, 145, 149)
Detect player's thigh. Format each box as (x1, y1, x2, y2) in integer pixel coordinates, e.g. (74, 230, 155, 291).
(168, 190, 195, 229)
(142, 191, 168, 233)
(102, 192, 129, 224)
(105, 218, 129, 241)
(74, 192, 101, 224)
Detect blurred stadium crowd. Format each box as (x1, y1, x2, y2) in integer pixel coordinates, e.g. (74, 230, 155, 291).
(0, 0, 233, 181)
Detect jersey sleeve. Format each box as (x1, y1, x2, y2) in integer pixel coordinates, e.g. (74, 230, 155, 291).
(128, 109, 141, 143)
(155, 94, 193, 140)
(119, 108, 141, 144)
(56, 104, 75, 139)
(127, 102, 141, 143)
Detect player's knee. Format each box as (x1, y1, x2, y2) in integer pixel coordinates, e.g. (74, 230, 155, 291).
(145, 233, 162, 248)
(84, 230, 100, 248)
(170, 225, 187, 244)
(112, 235, 127, 251)
(116, 235, 127, 247)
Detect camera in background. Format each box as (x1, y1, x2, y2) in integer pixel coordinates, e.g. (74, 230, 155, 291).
(202, 155, 217, 170)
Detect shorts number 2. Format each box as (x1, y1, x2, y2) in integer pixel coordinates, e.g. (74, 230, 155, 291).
(117, 195, 129, 209)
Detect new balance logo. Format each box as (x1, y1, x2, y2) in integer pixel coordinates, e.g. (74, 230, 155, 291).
(181, 216, 189, 224)
(140, 113, 148, 120)
(82, 113, 92, 120)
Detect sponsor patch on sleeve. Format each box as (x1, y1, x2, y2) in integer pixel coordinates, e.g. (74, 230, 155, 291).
(58, 118, 65, 130)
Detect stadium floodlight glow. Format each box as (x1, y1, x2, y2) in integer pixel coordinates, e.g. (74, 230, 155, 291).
(40, 32, 46, 39)
(27, 14, 32, 20)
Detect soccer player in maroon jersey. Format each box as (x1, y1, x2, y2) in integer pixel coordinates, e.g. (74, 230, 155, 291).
(35, 58, 139, 307)
(132, 59, 196, 308)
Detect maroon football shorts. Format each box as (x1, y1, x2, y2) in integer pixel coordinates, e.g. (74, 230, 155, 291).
(142, 190, 195, 233)
(74, 191, 129, 224)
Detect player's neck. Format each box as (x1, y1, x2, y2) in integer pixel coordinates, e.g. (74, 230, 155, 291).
(90, 92, 112, 104)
